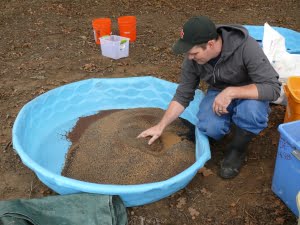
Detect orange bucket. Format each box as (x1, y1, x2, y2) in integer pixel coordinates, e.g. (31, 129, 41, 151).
(92, 18, 112, 45)
(118, 16, 136, 42)
(283, 76, 300, 123)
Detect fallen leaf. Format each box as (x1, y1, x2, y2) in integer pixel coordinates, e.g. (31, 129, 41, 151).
(200, 188, 212, 198)
(176, 197, 186, 209)
(188, 207, 200, 218)
(198, 167, 214, 177)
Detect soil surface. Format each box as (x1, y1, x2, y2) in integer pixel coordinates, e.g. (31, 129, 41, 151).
(62, 108, 195, 184)
(0, 0, 299, 224)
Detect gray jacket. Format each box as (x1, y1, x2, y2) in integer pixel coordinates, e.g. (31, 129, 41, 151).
(173, 25, 281, 108)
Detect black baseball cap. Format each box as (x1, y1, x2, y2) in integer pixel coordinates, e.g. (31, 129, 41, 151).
(172, 16, 218, 54)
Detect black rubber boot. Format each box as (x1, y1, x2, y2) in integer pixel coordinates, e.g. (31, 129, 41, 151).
(219, 126, 256, 179)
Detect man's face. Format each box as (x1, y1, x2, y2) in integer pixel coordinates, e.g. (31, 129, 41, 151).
(186, 41, 215, 64)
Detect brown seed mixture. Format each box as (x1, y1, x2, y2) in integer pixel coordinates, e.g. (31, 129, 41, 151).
(62, 108, 196, 184)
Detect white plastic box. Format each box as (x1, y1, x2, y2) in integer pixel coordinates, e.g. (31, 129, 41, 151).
(100, 35, 130, 60)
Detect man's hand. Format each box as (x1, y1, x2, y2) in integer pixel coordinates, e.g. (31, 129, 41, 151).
(213, 87, 233, 116)
(137, 100, 185, 145)
(137, 124, 164, 145)
(213, 84, 259, 116)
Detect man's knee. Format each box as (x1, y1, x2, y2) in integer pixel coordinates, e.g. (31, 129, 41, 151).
(197, 118, 229, 140)
(233, 100, 270, 134)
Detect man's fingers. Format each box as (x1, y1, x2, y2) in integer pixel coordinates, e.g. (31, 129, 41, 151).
(137, 130, 149, 138)
(212, 102, 217, 113)
(213, 104, 220, 115)
(148, 135, 159, 145)
(137, 125, 162, 144)
(137, 132, 148, 138)
(137, 132, 160, 145)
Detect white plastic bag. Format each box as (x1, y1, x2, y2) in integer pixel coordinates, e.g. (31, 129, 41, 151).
(262, 23, 300, 104)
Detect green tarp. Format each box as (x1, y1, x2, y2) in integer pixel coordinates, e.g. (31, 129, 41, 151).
(0, 193, 127, 225)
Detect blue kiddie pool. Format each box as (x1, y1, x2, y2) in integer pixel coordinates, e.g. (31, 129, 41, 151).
(13, 76, 210, 206)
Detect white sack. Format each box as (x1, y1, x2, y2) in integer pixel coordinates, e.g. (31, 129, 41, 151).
(262, 23, 300, 104)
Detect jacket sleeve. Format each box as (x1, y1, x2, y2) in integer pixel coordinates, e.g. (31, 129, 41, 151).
(172, 57, 200, 108)
(242, 36, 281, 101)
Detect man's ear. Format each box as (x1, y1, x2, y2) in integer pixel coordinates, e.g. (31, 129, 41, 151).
(207, 40, 214, 48)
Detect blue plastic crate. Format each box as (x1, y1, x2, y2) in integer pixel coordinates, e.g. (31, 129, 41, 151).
(272, 120, 300, 216)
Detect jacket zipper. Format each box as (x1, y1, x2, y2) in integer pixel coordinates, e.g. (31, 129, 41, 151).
(213, 58, 221, 84)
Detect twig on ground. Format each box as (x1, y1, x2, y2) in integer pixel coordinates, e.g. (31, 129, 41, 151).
(245, 209, 255, 221)
(260, 164, 265, 174)
(239, 191, 261, 196)
(29, 180, 33, 199)
(140, 216, 145, 225)
(4, 140, 12, 151)
(181, 211, 190, 224)
(233, 191, 261, 206)
(192, 194, 200, 202)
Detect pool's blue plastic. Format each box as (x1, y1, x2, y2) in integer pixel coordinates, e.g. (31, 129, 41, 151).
(244, 25, 300, 54)
(12, 76, 210, 207)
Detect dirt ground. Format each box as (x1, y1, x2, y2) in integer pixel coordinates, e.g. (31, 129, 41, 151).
(0, 0, 299, 224)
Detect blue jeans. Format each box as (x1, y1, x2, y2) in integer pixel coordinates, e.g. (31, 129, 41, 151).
(196, 90, 270, 140)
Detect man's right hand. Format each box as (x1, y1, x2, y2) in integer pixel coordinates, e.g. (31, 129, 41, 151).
(137, 124, 164, 145)
(137, 100, 185, 145)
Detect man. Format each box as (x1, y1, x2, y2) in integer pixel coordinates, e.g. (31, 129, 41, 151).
(137, 16, 281, 179)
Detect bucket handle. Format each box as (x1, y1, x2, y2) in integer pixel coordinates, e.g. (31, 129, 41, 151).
(283, 84, 290, 97)
(292, 150, 300, 161)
